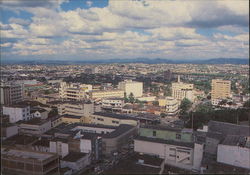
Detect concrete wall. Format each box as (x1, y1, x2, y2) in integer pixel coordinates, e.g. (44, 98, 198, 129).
(60, 154, 91, 171)
(91, 114, 138, 126)
(5, 125, 18, 138)
(139, 128, 193, 143)
(50, 141, 69, 158)
(217, 144, 250, 169)
(3, 106, 30, 123)
(80, 139, 92, 153)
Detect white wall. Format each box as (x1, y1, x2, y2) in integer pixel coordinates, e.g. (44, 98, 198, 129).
(50, 141, 69, 158)
(217, 144, 250, 169)
(5, 125, 18, 138)
(3, 106, 30, 123)
(193, 143, 204, 170)
(80, 139, 92, 153)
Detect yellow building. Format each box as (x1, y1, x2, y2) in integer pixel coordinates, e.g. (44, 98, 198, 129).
(158, 98, 167, 107)
(171, 76, 194, 102)
(90, 89, 124, 100)
(61, 114, 82, 124)
(90, 112, 138, 126)
(211, 79, 231, 100)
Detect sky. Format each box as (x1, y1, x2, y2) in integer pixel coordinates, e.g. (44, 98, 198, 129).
(0, 0, 249, 61)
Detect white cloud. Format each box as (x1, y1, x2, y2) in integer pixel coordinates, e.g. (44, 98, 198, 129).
(86, 1, 93, 7)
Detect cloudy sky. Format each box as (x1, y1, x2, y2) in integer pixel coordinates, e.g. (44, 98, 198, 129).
(0, 0, 249, 61)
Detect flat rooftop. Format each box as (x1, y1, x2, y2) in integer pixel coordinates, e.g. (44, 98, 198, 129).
(222, 135, 247, 146)
(93, 112, 138, 121)
(19, 118, 50, 125)
(62, 152, 87, 162)
(135, 136, 194, 148)
(1, 148, 55, 161)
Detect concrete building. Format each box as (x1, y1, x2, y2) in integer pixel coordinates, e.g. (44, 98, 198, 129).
(211, 79, 231, 105)
(61, 114, 83, 124)
(0, 82, 23, 105)
(58, 101, 94, 117)
(118, 80, 143, 97)
(1, 122, 18, 140)
(3, 105, 31, 123)
(90, 89, 124, 100)
(31, 107, 49, 119)
(217, 135, 250, 169)
(134, 125, 203, 171)
(1, 147, 59, 175)
(90, 112, 138, 126)
(171, 76, 194, 102)
(158, 97, 179, 116)
(59, 82, 92, 101)
(60, 152, 91, 172)
(102, 97, 124, 108)
(19, 118, 52, 136)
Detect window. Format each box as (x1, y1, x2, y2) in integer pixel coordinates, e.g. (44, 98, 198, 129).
(169, 154, 176, 157)
(112, 120, 119, 124)
(176, 134, 181, 140)
(97, 118, 104, 121)
(153, 131, 156, 136)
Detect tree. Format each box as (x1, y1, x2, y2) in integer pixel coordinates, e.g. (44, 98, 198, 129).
(180, 98, 192, 114)
(128, 93, 135, 103)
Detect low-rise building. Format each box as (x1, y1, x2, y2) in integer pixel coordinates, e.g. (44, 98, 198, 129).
(90, 112, 138, 126)
(19, 118, 52, 136)
(90, 89, 124, 100)
(31, 107, 49, 119)
(118, 80, 143, 97)
(60, 152, 91, 172)
(217, 135, 250, 169)
(1, 147, 59, 175)
(102, 97, 124, 108)
(58, 101, 94, 117)
(134, 125, 203, 171)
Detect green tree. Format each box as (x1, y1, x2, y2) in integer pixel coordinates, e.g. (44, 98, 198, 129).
(180, 98, 192, 114)
(128, 93, 135, 103)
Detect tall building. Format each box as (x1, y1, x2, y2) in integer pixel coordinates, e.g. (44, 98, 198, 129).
(118, 80, 143, 97)
(171, 76, 194, 102)
(211, 79, 231, 101)
(59, 82, 92, 101)
(0, 82, 23, 105)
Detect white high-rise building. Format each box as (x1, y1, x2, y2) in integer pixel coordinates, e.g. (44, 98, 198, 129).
(171, 76, 194, 102)
(118, 80, 143, 97)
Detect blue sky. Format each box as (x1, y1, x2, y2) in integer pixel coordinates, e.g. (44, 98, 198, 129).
(0, 0, 249, 61)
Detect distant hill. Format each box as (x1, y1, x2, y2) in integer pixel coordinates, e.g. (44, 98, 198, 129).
(2, 58, 249, 65)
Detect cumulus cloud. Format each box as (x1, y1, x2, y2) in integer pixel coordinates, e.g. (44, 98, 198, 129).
(0, 0, 249, 60)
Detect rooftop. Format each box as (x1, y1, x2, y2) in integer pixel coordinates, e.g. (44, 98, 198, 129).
(221, 135, 247, 147)
(61, 114, 82, 119)
(19, 118, 50, 125)
(3, 134, 38, 146)
(141, 124, 183, 132)
(1, 148, 55, 161)
(93, 112, 138, 121)
(62, 152, 87, 162)
(135, 136, 194, 148)
(103, 124, 135, 138)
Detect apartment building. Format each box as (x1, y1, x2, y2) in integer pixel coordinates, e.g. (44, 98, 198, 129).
(158, 96, 179, 116)
(134, 125, 203, 171)
(118, 80, 143, 97)
(172, 76, 194, 102)
(102, 97, 125, 108)
(0, 82, 23, 105)
(3, 105, 31, 123)
(211, 79, 231, 105)
(90, 112, 138, 126)
(1, 147, 59, 175)
(90, 89, 124, 100)
(58, 101, 94, 117)
(59, 82, 92, 101)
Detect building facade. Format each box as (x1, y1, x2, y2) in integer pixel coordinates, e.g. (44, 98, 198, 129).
(3, 105, 31, 123)
(59, 82, 92, 101)
(90, 90, 124, 100)
(211, 79, 231, 104)
(118, 80, 143, 97)
(171, 76, 194, 102)
(0, 82, 23, 105)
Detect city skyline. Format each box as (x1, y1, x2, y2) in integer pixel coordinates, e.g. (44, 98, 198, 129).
(1, 0, 249, 61)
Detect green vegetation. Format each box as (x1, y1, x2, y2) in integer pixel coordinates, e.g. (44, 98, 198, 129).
(185, 103, 250, 129)
(180, 98, 192, 114)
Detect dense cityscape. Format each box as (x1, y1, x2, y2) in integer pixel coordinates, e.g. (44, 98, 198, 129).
(1, 62, 250, 174)
(1, 0, 249, 175)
